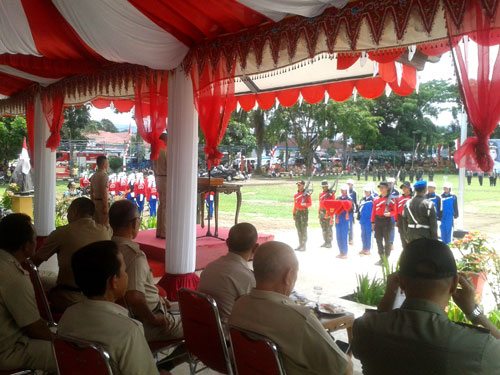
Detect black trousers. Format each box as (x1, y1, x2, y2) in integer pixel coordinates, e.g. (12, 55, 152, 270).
(397, 214, 407, 249)
(375, 216, 393, 259)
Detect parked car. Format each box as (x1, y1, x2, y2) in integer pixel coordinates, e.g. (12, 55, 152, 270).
(201, 166, 238, 181)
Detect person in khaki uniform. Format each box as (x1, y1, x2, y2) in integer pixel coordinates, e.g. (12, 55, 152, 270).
(353, 239, 500, 375)
(109, 200, 183, 342)
(153, 133, 167, 238)
(58, 241, 159, 375)
(0, 214, 56, 372)
(32, 197, 112, 312)
(90, 155, 110, 225)
(229, 241, 352, 375)
(198, 222, 258, 326)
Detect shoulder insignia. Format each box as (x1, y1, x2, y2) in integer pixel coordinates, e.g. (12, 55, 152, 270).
(454, 321, 491, 334)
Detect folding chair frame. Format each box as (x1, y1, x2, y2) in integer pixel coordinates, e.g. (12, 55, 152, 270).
(229, 326, 287, 375)
(178, 288, 233, 375)
(53, 334, 114, 375)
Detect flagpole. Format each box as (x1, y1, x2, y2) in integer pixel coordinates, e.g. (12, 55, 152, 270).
(457, 106, 467, 230)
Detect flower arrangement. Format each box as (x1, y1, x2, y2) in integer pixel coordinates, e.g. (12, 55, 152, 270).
(1, 183, 20, 210)
(450, 232, 490, 273)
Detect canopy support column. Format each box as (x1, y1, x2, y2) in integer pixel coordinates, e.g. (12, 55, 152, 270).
(33, 93, 57, 273)
(158, 67, 199, 299)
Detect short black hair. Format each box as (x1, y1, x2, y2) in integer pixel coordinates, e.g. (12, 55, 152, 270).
(0, 213, 35, 254)
(227, 223, 258, 254)
(72, 241, 121, 298)
(68, 197, 95, 217)
(96, 155, 107, 168)
(415, 186, 426, 193)
(109, 200, 138, 231)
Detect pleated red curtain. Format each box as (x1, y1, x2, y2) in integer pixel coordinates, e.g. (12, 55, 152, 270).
(134, 71, 168, 161)
(449, 1, 500, 171)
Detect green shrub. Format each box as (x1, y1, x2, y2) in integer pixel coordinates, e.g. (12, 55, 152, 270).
(140, 215, 157, 230)
(354, 273, 386, 306)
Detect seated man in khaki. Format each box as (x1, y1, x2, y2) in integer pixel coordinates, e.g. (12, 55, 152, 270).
(32, 197, 112, 312)
(58, 241, 159, 375)
(109, 200, 183, 342)
(0, 214, 56, 372)
(198, 222, 257, 326)
(352, 238, 500, 375)
(229, 241, 352, 375)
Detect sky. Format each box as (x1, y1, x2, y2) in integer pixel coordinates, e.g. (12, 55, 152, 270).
(89, 52, 457, 131)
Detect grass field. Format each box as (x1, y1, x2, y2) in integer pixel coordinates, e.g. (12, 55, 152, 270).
(3, 173, 499, 234)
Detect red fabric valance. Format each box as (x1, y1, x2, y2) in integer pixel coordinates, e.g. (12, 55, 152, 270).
(91, 98, 135, 113)
(234, 62, 416, 111)
(134, 71, 168, 161)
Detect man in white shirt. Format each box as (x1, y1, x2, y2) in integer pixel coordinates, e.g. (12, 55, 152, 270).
(198, 223, 258, 326)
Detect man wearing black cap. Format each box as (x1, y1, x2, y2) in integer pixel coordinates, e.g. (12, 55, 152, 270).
(402, 180, 438, 244)
(352, 239, 500, 374)
(293, 180, 312, 251)
(371, 181, 397, 266)
(395, 181, 412, 248)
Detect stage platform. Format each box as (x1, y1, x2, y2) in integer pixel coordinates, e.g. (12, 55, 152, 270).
(135, 226, 274, 277)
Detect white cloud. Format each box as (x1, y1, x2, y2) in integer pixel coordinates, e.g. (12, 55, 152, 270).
(89, 106, 136, 132)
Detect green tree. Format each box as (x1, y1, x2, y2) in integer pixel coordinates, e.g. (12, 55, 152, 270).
(368, 80, 460, 151)
(220, 112, 256, 149)
(0, 117, 27, 169)
(100, 118, 119, 133)
(61, 105, 91, 140)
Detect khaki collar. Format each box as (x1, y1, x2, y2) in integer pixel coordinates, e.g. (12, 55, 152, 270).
(112, 235, 140, 250)
(0, 249, 29, 275)
(225, 251, 251, 268)
(401, 298, 447, 318)
(83, 299, 129, 316)
(249, 289, 292, 304)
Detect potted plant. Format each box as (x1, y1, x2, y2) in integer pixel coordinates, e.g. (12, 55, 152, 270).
(450, 232, 490, 302)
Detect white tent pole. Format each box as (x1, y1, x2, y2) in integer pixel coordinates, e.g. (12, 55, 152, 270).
(33, 93, 57, 273)
(158, 66, 198, 296)
(457, 106, 467, 230)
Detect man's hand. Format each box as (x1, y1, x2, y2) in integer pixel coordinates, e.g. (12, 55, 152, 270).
(151, 313, 169, 329)
(371, 223, 375, 231)
(452, 273, 476, 316)
(162, 297, 172, 309)
(386, 272, 400, 293)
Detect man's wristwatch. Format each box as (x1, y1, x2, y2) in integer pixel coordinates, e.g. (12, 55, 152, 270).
(466, 304, 483, 323)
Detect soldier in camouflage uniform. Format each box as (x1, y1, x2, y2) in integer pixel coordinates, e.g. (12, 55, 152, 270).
(318, 180, 335, 248)
(293, 180, 312, 251)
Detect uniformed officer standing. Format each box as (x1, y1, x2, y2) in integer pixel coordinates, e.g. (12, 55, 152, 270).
(319, 180, 335, 248)
(293, 180, 312, 251)
(336, 184, 352, 259)
(346, 179, 358, 245)
(381, 167, 387, 181)
(400, 168, 407, 183)
(395, 181, 412, 249)
(441, 182, 459, 244)
(416, 167, 424, 181)
(364, 167, 369, 181)
(90, 155, 109, 225)
(428, 167, 434, 182)
(153, 133, 167, 238)
(426, 181, 442, 220)
(402, 180, 438, 243)
(371, 182, 397, 265)
(489, 172, 495, 186)
(372, 167, 378, 182)
(409, 168, 415, 183)
(356, 167, 361, 181)
(358, 186, 374, 255)
(466, 169, 472, 186)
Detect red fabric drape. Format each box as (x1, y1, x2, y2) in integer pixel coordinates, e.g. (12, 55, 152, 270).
(42, 93, 64, 151)
(158, 272, 200, 301)
(26, 100, 35, 167)
(113, 99, 135, 113)
(91, 99, 111, 109)
(134, 71, 168, 161)
(448, 1, 500, 172)
(191, 58, 236, 169)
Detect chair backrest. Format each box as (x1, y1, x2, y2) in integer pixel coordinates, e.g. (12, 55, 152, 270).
(53, 335, 113, 375)
(229, 327, 286, 375)
(21, 260, 55, 326)
(178, 288, 232, 374)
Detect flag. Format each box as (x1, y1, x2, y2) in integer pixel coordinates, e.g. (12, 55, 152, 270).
(270, 145, 278, 159)
(19, 138, 31, 175)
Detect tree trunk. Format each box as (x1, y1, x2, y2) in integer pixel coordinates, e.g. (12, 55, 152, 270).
(253, 109, 265, 175)
(342, 137, 348, 169)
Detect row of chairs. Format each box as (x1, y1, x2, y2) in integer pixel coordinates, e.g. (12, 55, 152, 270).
(177, 288, 286, 375)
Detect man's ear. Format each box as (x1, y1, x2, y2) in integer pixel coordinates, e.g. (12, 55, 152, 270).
(283, 267, 295, 289)
(449, 275, 459, 295)
(399, 275, 408, 294)
(109, 275, 118, 292)
(251, 243, 259, 254)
